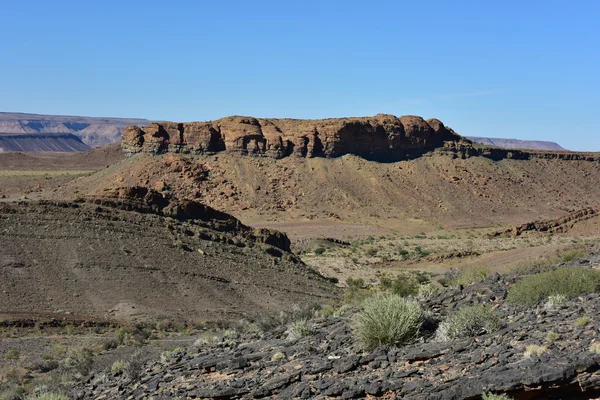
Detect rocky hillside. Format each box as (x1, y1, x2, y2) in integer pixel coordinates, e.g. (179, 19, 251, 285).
(0, 132, 91, 152)
(76, 255, 600, 400)
(467, 136, 566, 151)
(0, 112, 149, 148)
(60, 144, 600, 231)
(0, 187, 335, 322)
(122, 114, 462, 160)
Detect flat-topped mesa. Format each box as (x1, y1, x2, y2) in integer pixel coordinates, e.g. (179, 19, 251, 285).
(122, 114, 463, 159)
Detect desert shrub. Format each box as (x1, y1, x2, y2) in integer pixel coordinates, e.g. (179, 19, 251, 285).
(124, 351, 145, 382)
(3, 349, 20, 360)
(559, 248, 586, 263)
(271, 352, 286, 362)
(110, 360, 126, 374)
(346, 278, 365, 289)
(344, 278, 370, 304)
(510, 257, 555, 275)
(0, 385, 26, 400)
(380, 275, 419, 297)
(354, 294, 424, 350)
(102, 338, 119, 351)
(546, 332, 561, 341)
(589, 342, 600, 354)
(33, 360, 59, 373)
(575, 316, 591, 327)
(417, 283, 438, 300)
(1, 367, 29, 384)
(435, 304, 501, 342)
(523, 344, 547, 359)
(447, 266, 489, 287)
(366, 248, 378, 257)
(25, 393, 69, 400)
(482, 393, 512, 400)
(437, 277, 449, 287)
(543, 294, 568, 310)
(314, 247, 326, 255)
(414, 246, 431, 257)
(507, 268, 600, 306)
(285, 319, 311, 340)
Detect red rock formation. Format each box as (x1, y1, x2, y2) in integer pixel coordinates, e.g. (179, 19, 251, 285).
(122, 114, 463, 159)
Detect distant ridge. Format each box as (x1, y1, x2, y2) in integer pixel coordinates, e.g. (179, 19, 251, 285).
(0, 112, 150, 148)
(0, 132, 91, 152)
(467, 136, 566, 151)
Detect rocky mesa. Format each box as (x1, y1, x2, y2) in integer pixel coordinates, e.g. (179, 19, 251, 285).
(122, 114, 463, 160)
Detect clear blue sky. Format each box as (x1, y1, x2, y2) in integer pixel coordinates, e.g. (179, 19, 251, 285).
(1, 1, 599, 150)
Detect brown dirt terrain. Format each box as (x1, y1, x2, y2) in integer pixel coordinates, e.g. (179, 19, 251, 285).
(0, 144, 124, 200)
(0, 188, 335, 324)
(57, 151, 600, 233)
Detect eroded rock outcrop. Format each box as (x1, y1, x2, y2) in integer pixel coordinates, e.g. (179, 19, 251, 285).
(122, 114, 463, 159)
(84, 186, 292, 252)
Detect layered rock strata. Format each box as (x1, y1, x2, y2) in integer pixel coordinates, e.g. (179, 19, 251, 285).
(122, 114, 462, 159)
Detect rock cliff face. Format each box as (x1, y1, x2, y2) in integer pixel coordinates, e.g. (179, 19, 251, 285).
(122, 114, 463, 159)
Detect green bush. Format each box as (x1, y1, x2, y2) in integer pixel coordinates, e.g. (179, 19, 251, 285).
(380, 275, 419, 297)
(507, 268, 600, 306)
(435, 304, 501, 342)
(314, 247, 326, 255)
(575, 316, 591, 327)
(448, 266, 489, 287)
(559, 249, 586, 263)
(354, 293, 424, 350)
(3, 348, 20, 360)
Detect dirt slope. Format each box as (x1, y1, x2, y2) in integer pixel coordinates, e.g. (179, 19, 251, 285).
(0, 143, 124, 170)
(0, 189, 335, 323)
(57, 150, 600, 232)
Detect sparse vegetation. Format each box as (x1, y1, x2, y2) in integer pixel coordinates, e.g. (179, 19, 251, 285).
(314, 247, 326, 255)
(271, 352, 286, 361)
(25, 393, 69, 400)
(3, 348, 20, 360)
(447, 266, 489, 287)
(380, 274, 419, 297)
(354, 293, 424, 350)
(285, 319, 311, 340)
(546, 332, 561, 341)
(523, 344, 547, 359)
(589, 342, 600, 354)
(435, 304, 501, 342)
(417, 283, 438, 300)
(482, 393, 512, 400)
(507, 268, 600, 306)
(559, 248, 586, 263)
(544, 294, 568, 310)
(124, 351, 145, 382)
(110, 360, 126, 374)
(575, 316, 591, 327)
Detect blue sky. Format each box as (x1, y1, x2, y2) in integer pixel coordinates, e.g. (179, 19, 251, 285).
(1, 1, 599, 150)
